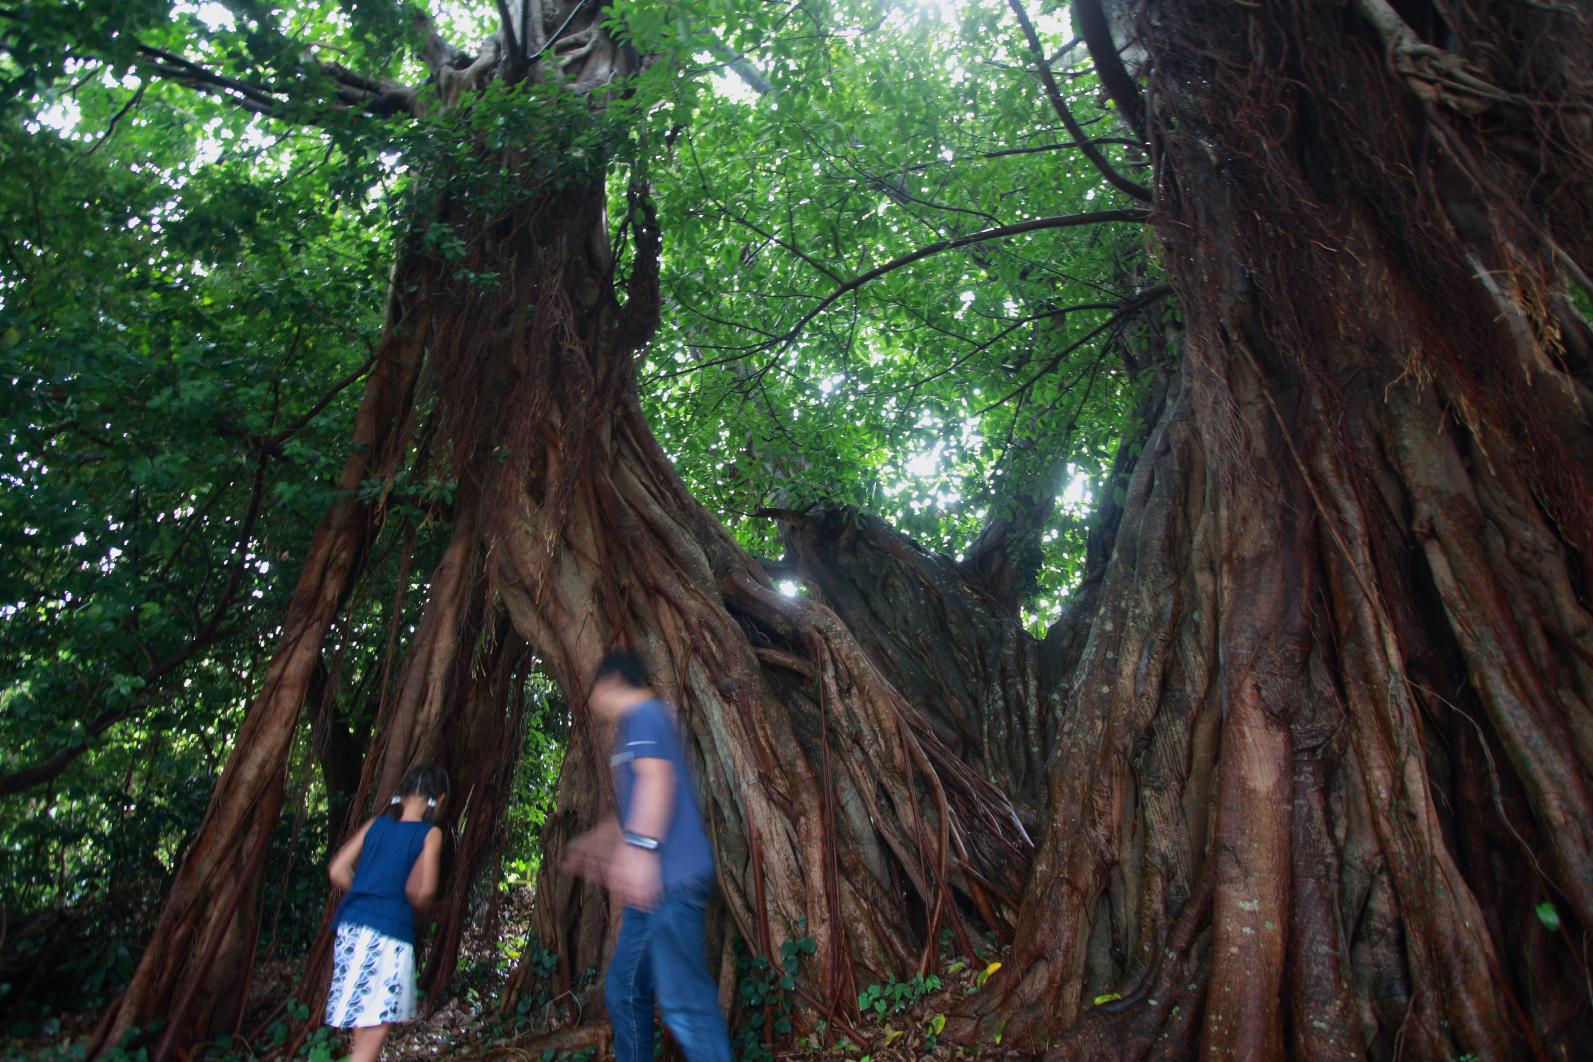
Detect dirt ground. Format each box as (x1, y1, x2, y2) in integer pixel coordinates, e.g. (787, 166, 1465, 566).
(9, 887, 1006, 1060)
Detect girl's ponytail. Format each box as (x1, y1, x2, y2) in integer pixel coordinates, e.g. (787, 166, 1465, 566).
(387, 763, 449, 822)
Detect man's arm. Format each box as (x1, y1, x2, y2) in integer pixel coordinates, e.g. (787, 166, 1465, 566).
(608, 756, 674, 909)
(624, 756, 676, 841)
(562, 819, 620, 879)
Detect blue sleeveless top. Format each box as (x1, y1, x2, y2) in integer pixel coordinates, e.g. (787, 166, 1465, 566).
(335, 815, 434, 944)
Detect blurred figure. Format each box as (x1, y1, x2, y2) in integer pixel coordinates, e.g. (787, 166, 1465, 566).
(564, 651, 731, 1062)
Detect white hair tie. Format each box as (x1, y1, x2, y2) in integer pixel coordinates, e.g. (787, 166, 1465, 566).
(389, 796, 402, 805)
(426, 797, 437, 808)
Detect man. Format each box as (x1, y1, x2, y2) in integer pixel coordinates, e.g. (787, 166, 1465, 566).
(563, 650, 732, 1062)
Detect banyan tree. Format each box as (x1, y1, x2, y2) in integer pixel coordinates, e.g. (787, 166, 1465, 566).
(1, 0, 1588, 1057)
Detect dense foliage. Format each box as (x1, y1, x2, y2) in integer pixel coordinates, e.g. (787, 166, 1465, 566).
(642, 0, 1154, 618)
(0, 0, 1156, 1048)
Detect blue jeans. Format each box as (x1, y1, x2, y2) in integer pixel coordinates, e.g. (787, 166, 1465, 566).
(605, 873, 731, 1062)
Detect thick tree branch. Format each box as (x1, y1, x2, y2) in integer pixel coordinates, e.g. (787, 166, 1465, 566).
(135, 45, 287, 115)
(1007, 0, 1151, 203)
(495, 0, 533, 82)
(975, 282, 1172, 414)
(772, 210, 1148, 347)
(134, 42, 422, 122)
(127, 4, 486, 126)
(495, 0, 523, 60)
(1072, 0, 1147, 142)
(708, 38, 775, 96)
(415, 7, 471, 71)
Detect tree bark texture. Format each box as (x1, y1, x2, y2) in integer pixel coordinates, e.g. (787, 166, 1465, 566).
(92, 226, 442, 1055)
(476, 178, 1032, 1008)
(961, 1, 1593, 1057)
(777, 505, 1061, 820)
(101, 0, 1593, 1058)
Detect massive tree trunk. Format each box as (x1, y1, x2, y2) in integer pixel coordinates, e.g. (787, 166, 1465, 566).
(482, 181, 1032, 1005)
(102, 0, 1592, 1058)
(100, 8, 1035, 1055)
(962, 0, 1593, 1057)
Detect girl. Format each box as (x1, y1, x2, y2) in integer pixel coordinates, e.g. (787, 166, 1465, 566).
(325, 764, 447, 1062)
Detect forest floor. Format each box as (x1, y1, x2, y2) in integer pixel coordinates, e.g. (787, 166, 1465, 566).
(310, 881, 997, 1060)
(364, 894, 994, 1060)
(4, 886, 1000, 1060)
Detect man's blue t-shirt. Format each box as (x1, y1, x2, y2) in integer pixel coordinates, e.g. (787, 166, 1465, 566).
(612, 699, 715, 886)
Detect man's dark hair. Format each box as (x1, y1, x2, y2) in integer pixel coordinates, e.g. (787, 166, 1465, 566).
(595, 650, 649, 689)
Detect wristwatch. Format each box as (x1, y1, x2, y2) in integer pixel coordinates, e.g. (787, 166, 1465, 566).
(622, 831, 661, 851)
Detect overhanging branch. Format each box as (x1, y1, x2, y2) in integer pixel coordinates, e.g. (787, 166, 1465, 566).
(975, 282, 1172, 414)
(134, 42, 423, 122)
(1007, 0, 1151, 203)
(123, 3, 481, 125)
(135, 44, 286, 114)
(1073, 0, 1147, 142)
(771, 209, 1148, 347)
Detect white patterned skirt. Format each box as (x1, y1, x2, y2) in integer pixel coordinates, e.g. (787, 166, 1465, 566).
(325, 922, 417, 1028)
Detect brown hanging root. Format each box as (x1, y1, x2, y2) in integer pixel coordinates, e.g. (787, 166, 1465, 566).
(286, 557, 528, 1050)
(778, 504, 1063, 817)
(807, 632, 862, 1012)
(92, 227, 452, 1058)
(419, 616, 532, 1005)
(482, 273, 1039, 1010)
